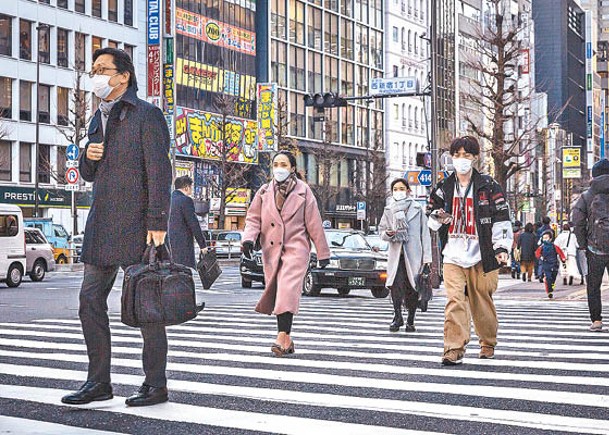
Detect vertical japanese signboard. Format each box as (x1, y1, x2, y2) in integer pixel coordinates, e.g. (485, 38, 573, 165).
(147, 0, 161, 98)
(585, 11, 594, 168)
(256, 83, 277, 151)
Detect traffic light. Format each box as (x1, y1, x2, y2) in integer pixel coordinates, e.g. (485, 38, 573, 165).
(416, 152, 432, 169)
(304, 92, 348, 110)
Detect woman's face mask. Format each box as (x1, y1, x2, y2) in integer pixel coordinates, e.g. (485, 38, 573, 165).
(273, 168, 291, 183)
(393, 191, 408, 201)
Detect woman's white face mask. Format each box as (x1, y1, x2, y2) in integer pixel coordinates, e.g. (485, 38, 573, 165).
(452, 157, 474, 175)
(273, 168, 291, 183)
(393, 191, 408, 201)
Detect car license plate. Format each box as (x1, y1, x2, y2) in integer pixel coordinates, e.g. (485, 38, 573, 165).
(348, 277, 365, 286)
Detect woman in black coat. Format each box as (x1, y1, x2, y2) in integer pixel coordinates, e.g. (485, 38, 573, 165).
(517, 223, 538, 282)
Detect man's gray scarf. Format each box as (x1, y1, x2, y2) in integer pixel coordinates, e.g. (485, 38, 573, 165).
(391, 198, 413, 243)
(98, 96, 122, 134)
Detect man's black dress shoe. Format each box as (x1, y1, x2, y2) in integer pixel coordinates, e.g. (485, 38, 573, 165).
(125, 384, 168, 407)
(61, 381, 113, 405)
(389, 316, 404, 332)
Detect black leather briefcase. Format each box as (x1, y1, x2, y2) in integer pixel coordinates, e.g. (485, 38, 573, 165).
(196, 248, 222, 290)
(121, 244, 203, 327)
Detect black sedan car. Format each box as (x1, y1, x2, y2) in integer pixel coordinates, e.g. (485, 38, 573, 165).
(239, 229, 389, 298)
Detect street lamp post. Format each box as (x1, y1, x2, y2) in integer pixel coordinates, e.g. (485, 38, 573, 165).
(34, 23, 49, 218)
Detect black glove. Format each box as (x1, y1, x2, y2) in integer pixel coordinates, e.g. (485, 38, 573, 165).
(318, 258, 330, 269)
(242, 241, 254, 258)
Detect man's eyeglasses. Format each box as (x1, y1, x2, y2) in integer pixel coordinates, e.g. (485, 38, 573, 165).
(87, 67, 118, 78)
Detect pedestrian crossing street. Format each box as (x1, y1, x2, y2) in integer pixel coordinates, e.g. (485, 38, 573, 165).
(0, 296, 608, 434)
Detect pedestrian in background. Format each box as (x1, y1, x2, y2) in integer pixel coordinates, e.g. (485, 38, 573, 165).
(242, 151, 331, 356)
(535, 217, 552, 281)
(571, 158, 609, 332)
(518, 223, 538, 282)
(428, 136, 513, 365)
(379, 178, 432, 333)
(61, 48, 172, 407)
(168, 175, 207, 269)
(535, 230, 567, 299)
(511, 221, 522, 280)
(554, 223, 580, 286)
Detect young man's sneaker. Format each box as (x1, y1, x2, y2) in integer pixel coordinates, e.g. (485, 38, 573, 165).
(589, 321, 604, 332)
(548, 292, 553, 299)
(441, 350, 463, 366)
(479, 346, 495, 359)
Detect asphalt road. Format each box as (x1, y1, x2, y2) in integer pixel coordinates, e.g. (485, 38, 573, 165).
(1, 266, 608, 434)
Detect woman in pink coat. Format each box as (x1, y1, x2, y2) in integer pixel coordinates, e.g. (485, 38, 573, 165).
(242, 151, 331, 357)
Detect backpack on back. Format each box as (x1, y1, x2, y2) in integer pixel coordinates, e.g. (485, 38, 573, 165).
(587, 192, 609, 254)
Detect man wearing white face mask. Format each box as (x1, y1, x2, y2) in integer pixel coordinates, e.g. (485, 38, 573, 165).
(428, 136, 513, 365)
(62, 48, 172, 407)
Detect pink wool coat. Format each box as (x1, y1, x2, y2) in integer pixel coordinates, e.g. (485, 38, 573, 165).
(243, 179, 331, 315)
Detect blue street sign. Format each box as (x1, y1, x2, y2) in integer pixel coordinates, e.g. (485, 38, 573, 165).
(66, 144, 79, 161)
(418, 170, 432, 186)
(357, 201, 366, 211)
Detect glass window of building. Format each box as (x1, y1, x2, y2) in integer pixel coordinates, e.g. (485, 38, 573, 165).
(19, 20, 31, 60)
(0, 15, 11, 56)
(342, 106, 354, 145)
(37, 144, 50, 184)
(324, 56, 338, 92)
(325, 0, 338, 12)
(39, 0, 50, 4)
(324, 12, 338, 55)
(91, 36, 102, 57)
(20, 143, 31, 182)
(38, 84, 50, 124)
(289, 0, 304, 45)
(38, 25, 50, 64)
(342, 0, 353, 17)
(75, 32, 86, 71)
(0, 141, 11, 181)
(371, 30, 382, 68)
(271, 0, 286, 38)
(392, 26, 398, 43)
(289, 46, 305, 90)
(271, 40, 287, 87)
(0, 77, 12, 118)
(92, 0, 102, 18)
(124, 44, 134, 59)
(108, 40, 118, 48)
(341, 61, 353, 96)
(341, 18, 353, 60)
(57, 87, 69, 126)
(290, 92, 305, 137)
(108, 0, 118, 22)
(124, 0, 133, 25)
(56, 146, 66, 183)
(57, 0, 68, 9)
(75, 0, 85, 13)
(308, 51, 322, 93)
(20, 81, 32, 121)
(57, 28, 69, 67)
(307, 7, 322, 50)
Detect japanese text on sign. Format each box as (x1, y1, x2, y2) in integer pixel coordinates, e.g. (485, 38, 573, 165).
(147, 46, 161, 97)
(256, 83, 277, 151)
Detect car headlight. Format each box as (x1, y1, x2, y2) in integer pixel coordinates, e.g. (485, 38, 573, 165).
(375, 260, 388, 270)
(328, 259, 340, 268)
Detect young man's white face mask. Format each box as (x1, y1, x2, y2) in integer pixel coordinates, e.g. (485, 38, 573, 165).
(452, 157, 474, 175)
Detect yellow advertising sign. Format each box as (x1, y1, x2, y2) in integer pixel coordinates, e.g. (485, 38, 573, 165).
(226, 188, 251, 205)
(176, 57, 256, 100)
(256, 83, 277, 151)
(562, 148, 581, 168)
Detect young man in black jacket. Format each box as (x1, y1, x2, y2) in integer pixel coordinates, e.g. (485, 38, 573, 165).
(428, 136, 513, 365)
(571, 158, 609, 332)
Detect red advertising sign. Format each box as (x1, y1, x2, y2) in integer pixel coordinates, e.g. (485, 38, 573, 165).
(520, 49, 530, 74)
(147, 46, 161, 97)
(165, 0, 173, 35)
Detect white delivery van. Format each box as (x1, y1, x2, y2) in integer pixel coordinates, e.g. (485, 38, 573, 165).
(0, 204, 26, 287)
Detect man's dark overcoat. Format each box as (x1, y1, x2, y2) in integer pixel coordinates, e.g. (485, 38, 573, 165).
(79, 86, 172, 266)
(168, 190, 207, 268)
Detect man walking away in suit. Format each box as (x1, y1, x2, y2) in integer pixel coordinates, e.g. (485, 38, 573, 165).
(168, 176, 208, 269)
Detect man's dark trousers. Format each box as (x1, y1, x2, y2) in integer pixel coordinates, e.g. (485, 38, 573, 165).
(587, 253, 609, 322)
(79, 263, 167, 387)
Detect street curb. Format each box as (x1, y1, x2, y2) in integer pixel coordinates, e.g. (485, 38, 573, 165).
(55, 263, 84, 272)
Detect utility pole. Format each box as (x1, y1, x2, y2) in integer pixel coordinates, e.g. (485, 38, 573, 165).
(430, 0, 439, 188)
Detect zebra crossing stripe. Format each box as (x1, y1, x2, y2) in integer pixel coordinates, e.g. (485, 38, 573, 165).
(0, 384, 440, 435)
(0, 416, 126, 435)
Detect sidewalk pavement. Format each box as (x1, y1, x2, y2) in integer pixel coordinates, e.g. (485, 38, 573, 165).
(434, 273, 609, 302)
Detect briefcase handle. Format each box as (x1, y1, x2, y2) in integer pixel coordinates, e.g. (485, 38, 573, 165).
(143, 243, 176, 268)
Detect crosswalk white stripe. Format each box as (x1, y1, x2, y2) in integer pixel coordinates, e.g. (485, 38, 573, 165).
(0, 416, 126, 435)
(2, 337, 609, 387)
(7, 320, 608, 355)
(1, 350, 608, 409)
(2, 326, 608, 372)
(2, 367, 608, 434)
(0, 384, 440, 435)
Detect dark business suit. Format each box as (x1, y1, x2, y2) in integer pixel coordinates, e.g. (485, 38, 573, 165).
(168, 190, 207, 268)
(78, 86, 172, 388)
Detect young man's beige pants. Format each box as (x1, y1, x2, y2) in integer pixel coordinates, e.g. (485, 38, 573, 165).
(443, 262, 499, 355)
